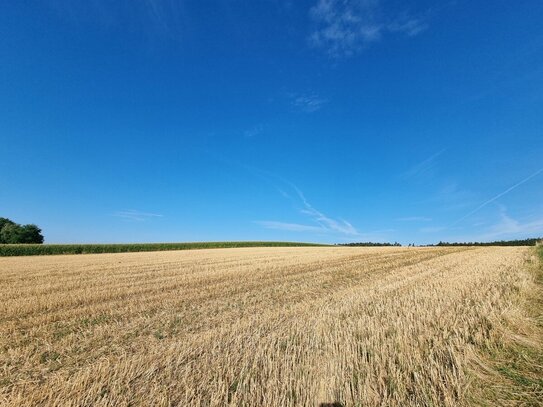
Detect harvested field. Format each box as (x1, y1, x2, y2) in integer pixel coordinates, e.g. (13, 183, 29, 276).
(0, 246, 537, 406)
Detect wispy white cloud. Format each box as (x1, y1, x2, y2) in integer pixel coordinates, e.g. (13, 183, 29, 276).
(255, 178, 361, 237)
(396, 216, 432, 222)
(480, 209, 543, 240)
(208, 159, 367, 239)
(297, 196, 359, 235)
(403, 149, 446, 179)
(254, 221, 325, 233)
(309, 0, 427, 57)
(274, 187, 292, 200)
(425, 182, 476, 212)
(244, 124, 264, 138)
(285, 183, 359, 235)
(113, 210, 163, 222)
(290, 92, 327, 113)
(388, 15, 428, 37)
(456, 206, 543, 242)
(451, 168, 543, 226)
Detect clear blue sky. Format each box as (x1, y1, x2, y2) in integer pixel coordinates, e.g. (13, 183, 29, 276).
(1, 1, 542, 244)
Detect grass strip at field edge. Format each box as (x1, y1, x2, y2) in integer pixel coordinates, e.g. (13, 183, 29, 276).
(468, 245, 543, 405)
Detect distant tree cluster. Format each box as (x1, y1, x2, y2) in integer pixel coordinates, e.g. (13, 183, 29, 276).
(338, 242, 402, 247)
(338, 238, 543, 248)
(434, 238, 541, 247)
(0, 217, 44, 244)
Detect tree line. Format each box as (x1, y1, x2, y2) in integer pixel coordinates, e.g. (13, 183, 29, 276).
(338, 238, 542, 247)
(337, 242, 402, 247)
(0, 217, 44, 244)
(433, 238, 542, 247)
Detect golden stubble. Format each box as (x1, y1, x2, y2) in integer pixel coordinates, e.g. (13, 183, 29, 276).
(0, 246, 531, 406)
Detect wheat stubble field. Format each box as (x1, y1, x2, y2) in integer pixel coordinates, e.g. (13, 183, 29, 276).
(0, 246, 539, 406)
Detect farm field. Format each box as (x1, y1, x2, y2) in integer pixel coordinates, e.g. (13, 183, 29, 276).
(0, 241, 325, 257)
(0, 246, 540, 406)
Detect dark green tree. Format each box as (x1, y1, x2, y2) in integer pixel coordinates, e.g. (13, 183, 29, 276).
(0, 217, 15, 233)
(0, 218, 44, 244)
(0, 223, 23, 244)
(19, 224, 44, 244)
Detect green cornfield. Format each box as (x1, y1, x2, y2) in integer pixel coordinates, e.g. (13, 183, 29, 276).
(0, 241, 325, 256)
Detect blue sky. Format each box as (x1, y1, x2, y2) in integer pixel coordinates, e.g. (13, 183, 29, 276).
(1, 0, 542, 244)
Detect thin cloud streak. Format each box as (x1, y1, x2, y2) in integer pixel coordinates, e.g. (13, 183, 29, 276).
(451, 168, 543, 226)
(252, 173, 361, 237)
(450, 207, 543, 242)
(202, 153, 364, 239)
(113, 210, 163, 222)
(254, 221, 325, 233)
(290, 92, 327, 113)
(403, 149, 446, 179)
(479, 211, 543, 240)
(291, 185, 359, 236)
(396, 216, 432, 222)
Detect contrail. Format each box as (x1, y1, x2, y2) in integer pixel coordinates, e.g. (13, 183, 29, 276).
(451, 167, 543, 226)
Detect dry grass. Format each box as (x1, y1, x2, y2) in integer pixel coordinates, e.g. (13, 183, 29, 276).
(0, 246, 536, 406)
(468, 246, 543, 406)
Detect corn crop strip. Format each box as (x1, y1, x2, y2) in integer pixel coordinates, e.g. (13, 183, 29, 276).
(0, 246, 536, 406)
(0, 241, 325, 257)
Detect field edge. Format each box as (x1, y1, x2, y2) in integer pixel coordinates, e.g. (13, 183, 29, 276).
(468, 245, 543, 405)
(0, 241, 327, 257)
